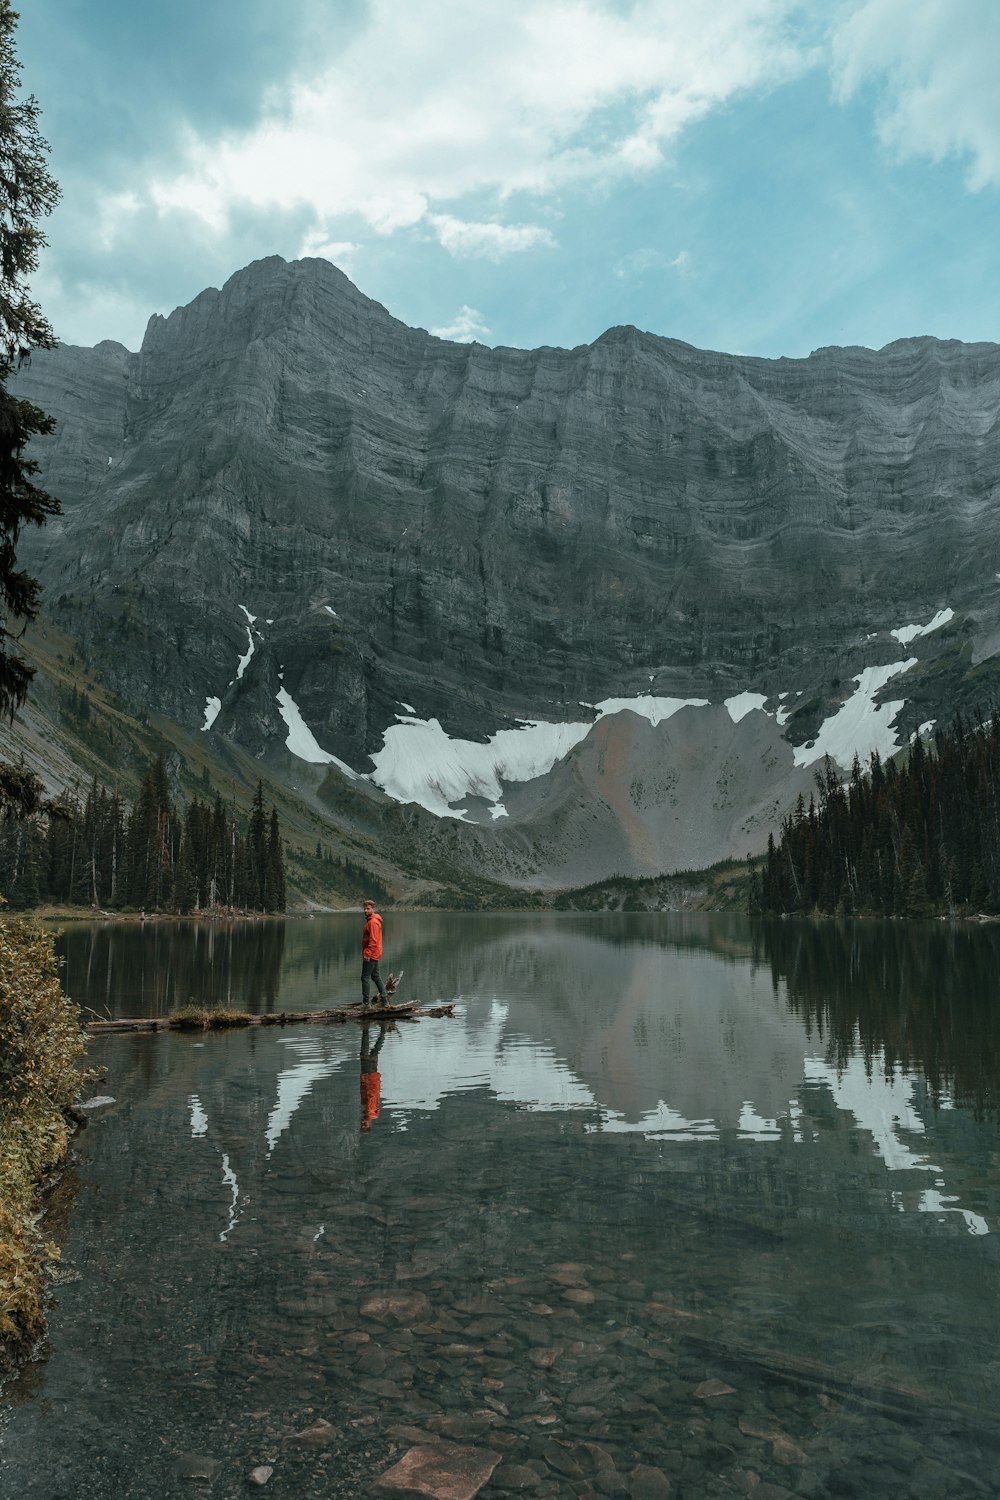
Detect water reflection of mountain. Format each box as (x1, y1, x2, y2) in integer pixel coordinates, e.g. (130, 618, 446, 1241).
(57, 920, 286, 1018)
(753, 919, 1000, 1119)
(61, 915, 1000, 1131)
(458, 934, 810, 1129)
(78, 912, 1000, 1247)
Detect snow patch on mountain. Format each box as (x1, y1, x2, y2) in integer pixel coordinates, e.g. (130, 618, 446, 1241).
(371, 714, 593, 819)
(369, 695, 711, 819)
(891, 607, 954, 646)
(201, 696, 221, 732)
(793, 660, 917, 770)
(236, 605, 261, 680)
(272, 643, 926, 823)
(725, 692, 768, 723)
(593, 694, 710, 726)
(276, 687, 358, 779)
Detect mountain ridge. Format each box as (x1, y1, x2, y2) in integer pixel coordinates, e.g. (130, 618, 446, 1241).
(9, 255, 1000, 888)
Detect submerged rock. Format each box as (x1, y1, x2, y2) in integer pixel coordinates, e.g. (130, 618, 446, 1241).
(628, 1463, 673, 1498)
(171, 1452, 220, 1483)
(374, 1442, 501, 1499)
(361, 1291, 432, 1324)
(288, 1416, 338, 1447)
(694, 1378, 736, 1399)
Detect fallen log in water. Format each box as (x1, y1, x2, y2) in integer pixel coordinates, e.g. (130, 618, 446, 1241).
(84, 1000, 456, 1035)
(679, 1328, 1000, 1448)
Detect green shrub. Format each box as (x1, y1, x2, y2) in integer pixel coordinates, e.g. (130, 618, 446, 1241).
(168, 1005, 254, 1030)
(0, 916, 87, 1359)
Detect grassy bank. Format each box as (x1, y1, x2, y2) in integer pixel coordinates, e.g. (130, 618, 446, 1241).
(0, 916, 87, 1367)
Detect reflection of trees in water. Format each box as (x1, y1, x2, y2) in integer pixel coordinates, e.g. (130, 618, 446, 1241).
(754, 918, 1000, 1118)
(58, 920, 287, 1018)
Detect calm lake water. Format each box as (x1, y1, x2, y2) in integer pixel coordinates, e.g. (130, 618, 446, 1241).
(4, 912, 1000, 1499)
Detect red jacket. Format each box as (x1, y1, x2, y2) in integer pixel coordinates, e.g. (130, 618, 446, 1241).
(360, 1071, 381, 1121)
(362, 911, 383, 960)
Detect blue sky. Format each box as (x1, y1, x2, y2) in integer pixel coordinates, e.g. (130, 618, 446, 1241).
(18, 0, 1000, 357)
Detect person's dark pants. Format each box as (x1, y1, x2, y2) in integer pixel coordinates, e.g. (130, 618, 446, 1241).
(362, 958, 387, 1005)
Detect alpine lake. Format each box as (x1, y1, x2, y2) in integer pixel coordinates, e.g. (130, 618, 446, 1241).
(3, 911, 1000, 1500)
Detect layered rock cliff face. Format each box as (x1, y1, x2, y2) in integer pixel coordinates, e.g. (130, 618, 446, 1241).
(12, 256, 1000, 883)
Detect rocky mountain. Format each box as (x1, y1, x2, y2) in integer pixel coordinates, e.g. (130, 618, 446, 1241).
(9, 255, 1000, 892)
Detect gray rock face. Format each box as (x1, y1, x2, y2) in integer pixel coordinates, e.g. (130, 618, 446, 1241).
(13, 255, 1000, 879)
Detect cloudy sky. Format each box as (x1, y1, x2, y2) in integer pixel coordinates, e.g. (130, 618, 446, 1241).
(19, 0, 1000, 357)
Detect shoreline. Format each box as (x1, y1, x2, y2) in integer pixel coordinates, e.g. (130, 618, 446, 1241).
(0, 918, 88, 1375)
(5, 905, 323, 924)
(7, 900, 997, 924)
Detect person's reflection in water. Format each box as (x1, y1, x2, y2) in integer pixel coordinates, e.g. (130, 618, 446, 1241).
(360, 1022, 387, 1133)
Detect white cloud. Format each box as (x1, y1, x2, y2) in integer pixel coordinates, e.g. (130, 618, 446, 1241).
(612, 247, 689, 280)
(831, 0, 1000, 189)
(430, 214, 556, 259)
(430, 305, 492, 342)
(33, 265, 153, 352)
(299, 230, 361, 268)
(112, 1, 811, 253)
(97, 191, 141, 251)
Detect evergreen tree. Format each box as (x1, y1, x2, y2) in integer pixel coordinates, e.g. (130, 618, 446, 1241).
(0, 3, 60, 816)
(208, 794, 227, 906)
(754, 715, 1000, 917)
(174, 831, 197, 915)
(0, 752, 293, 914)
(247, 781, 267, 910)
(266, 807, 286, 913)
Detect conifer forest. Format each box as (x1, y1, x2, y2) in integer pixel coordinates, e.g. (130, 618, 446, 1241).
(0, 756, 287, 913)
(752, 712, 1000, 916)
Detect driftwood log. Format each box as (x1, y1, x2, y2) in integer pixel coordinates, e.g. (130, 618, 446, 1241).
(84, 1000, 455, 1035)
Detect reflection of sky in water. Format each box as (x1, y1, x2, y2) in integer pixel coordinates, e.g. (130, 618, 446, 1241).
(184, 999, 989, 1241)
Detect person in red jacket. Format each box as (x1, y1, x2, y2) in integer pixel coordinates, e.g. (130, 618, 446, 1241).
(361, 898, 389, 1008)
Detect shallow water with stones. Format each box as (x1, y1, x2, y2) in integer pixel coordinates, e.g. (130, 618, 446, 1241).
(3, 911, 1000, 1498)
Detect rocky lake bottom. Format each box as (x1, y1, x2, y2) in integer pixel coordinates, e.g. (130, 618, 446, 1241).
(2, 912, 1000, 1498)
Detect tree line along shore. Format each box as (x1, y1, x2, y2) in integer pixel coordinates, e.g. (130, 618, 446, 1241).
(751, 710, 1000, 918)
(0, 754, 287, 915)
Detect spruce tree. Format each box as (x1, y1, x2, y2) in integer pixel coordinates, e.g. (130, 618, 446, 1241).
(267, 807, 286, 913)
(0, 3, 60, 816)
(174, 833, 197, 914)
(247, 781, 267, 910)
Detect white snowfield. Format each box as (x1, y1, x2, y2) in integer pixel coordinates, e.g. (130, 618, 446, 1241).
(201, 605, 263, 729)
(275, 685, 358, 780)
(368, 665, 925, 817)
(369, 695, 710, 820)
(891, 607, 954, 646)
(236, 605, 260, 680)
(792, 659, 918, 770)
(724, 692, 768, 723)
(201, 696, 221, 732)
(202, 602, 949, 822)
